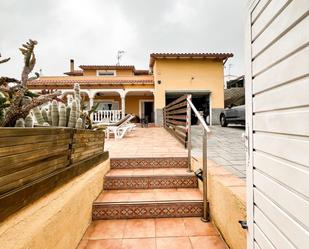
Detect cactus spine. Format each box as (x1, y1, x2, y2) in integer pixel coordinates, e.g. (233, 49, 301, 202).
(33, 107, 44, 125)
(51, 100, 59, 126)
(15, 118, 25, 127)
(59, 103, 66, 127)
(75, 118, 83, 129)
(68, 100, 77, 128)
(25, 114, 34, 127)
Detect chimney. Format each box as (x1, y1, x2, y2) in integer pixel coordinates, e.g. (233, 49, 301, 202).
(70, 59, 74, 72)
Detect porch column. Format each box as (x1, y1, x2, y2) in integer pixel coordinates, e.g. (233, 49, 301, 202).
(121, 95, 125, 118)
(89, 96, 94, 111)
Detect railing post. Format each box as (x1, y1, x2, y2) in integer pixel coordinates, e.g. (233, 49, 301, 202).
(187, 94, 192, 172)
(201, 128, 209, 222)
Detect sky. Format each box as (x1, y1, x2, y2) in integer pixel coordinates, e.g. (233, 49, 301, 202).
(0, 0, 246, 78)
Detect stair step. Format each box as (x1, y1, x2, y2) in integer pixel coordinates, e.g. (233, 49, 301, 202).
(104, 168, 197, 190)
(110, 157, 188, 169)
(92, 189, 203, 220)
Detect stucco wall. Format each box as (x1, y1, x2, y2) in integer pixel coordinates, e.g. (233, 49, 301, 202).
(125, 95, 154, 118)
(152, 59, 225, 110)
(192, 157, 246, 249)
(0, 159, 110, 249)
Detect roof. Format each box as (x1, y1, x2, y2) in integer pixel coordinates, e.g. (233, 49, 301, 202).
(28, 75, 154, 88)
(134, 69, 149, 75)
(63, 70, 83, 76)
(79, 65, 135, 70)
(149, 52, 234, 67)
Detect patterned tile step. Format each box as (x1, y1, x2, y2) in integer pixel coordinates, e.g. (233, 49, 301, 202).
(104, 174, 197, 190)
(92, 201, 203, 220)
(110, 157, 188, 169)
(106, 168, 193, 177)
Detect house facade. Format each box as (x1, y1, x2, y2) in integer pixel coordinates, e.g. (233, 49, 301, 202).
(28, 53, 233, 125)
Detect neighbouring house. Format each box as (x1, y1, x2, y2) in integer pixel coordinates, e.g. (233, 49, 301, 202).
(28, 52, 233, 125)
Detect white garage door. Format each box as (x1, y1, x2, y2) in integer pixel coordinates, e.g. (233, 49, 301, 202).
(246, 0, 309, 248)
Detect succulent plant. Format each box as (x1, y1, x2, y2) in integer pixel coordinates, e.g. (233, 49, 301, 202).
(42, 108, 48, 122)
(47, 104, 52, 125)
(51, 100, 59, 126)
(68, 100, 77, 128)
(59, 103, 66, 127)
(75, 117, 83, 129)
(66, 105, 71, 126)
(43, 122, 50, 126)
(15, 118, 25, 127)
(25, 114, 34, 127)
(33, 106, 44, 125)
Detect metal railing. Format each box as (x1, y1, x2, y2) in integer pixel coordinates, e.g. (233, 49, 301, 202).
(163, 94, 210, 222)
(93, 110, 122, 123)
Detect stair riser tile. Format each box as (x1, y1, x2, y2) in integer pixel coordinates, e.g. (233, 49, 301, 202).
(93, 202, 203, 220)
(110, 157, 188, 169)
(104, 176, 198, 190)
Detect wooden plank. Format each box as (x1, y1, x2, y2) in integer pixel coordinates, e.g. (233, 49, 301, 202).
(0, 139, 70, 157)
(165, 107, 187, 115)
(253, 107, 309, 136)
(253, 132, 309, 167)
(253, 76, 309, 112)
(252, 17, 309, 76)
(165, 101, 187, 112)
(0, 155, 69, 194)
(252, 0, 290, 41)
(253, 46, 309, 94)
(165, 128, 186, 147)
(251, 0, 271, 24)
(72, 143, 104, 154)
(252, 0, 309, 58)
(0, 151, 109, 222)
(254, 206, 295, 249)
(165, 119, 186, 126)
(254, 151, 309, 198)
(165, 115, 187, 120)
(0, 127, 72, 137)
(164, 95, 187, 109)
(254, 223, 277, 249)
(0, 147, 69, 176)
(72, 140, 104, 149)
(254, 189, 309, 248)
(0, 133, 71, 148)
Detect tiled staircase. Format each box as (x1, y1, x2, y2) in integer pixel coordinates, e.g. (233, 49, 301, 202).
(92, 157, 203, 220)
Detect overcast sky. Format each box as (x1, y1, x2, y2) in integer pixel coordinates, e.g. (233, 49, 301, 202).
(0, 0, 246, 78)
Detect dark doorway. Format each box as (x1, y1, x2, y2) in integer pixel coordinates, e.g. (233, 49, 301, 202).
(143, 101, 154, 123)
(165, 92, 210, 125)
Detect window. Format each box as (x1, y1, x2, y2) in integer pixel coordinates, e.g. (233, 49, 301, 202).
(96, 70, 116, 76)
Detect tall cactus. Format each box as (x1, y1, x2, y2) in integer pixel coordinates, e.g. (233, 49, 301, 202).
(15, 118, 25, 127)
(75, 118, 83, 129)
(42, 108, 48, 122)
(66, 105, 71, 127)
(33, 106, 44, 125)
(25, 114, 34, 127)
(51, 100, 59, 126)
(59, 103, 66, 127)
(47, 104, 52, 125)
(68, 100, 77, 128)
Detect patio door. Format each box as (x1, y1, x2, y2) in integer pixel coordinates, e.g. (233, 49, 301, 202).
(246, 1, 309, 248)
(140, 100, 154, 122)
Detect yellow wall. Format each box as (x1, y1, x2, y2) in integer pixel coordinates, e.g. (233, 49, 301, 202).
(83, 69, 96, 76)
(83, 69, 134, 76)
(153, 59, 224, 109)
(125, 96, 154, 117)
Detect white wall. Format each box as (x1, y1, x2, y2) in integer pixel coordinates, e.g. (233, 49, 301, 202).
(246, 0, 309, 248)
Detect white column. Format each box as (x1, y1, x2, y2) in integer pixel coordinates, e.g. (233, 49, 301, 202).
(121, 96, 126, 118)
(89, 96, 94, 111)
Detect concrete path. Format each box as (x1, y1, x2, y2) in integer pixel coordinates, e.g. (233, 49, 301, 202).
(191, 125, 246, 179)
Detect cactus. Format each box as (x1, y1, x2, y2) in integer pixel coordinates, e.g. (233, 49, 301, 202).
(68, 100, 77, 128)
(59, 103, 66, 127)
(47, 104, 52, 125)
(66, 105, 71, 126)
(75, 118, 83, 129)
(74, 83, 81, 101)
(25, 114, 34, 127)
(42, 108, 48, 122)
(51, 100, 59, 126)
(15, 118, 25, 127)
(33, 106, 44, 125)
(43, 122, 50, 126)
(76, 99, 80, 118)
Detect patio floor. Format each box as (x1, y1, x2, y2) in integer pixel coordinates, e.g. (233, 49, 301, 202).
(105, 127, 187, 158)
(77, 218, 227, 249)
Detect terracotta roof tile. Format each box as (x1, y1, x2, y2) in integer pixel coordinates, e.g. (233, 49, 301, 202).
(149, 52, 233, 67)
(63, 70, 83, 76)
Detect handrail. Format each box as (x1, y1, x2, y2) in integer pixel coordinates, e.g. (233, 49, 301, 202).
(186, 95, 210, 222)
(187, 98, 210, 133)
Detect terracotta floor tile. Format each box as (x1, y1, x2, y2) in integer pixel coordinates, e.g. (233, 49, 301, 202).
(190, 236, 228, 249)
(97, 192, 130, 202)
(183, 218, 219, 236)
(124, 219, 155, 238)
(156, 237, 192, 249)
(121, 238, 156, 249)
(85, 239, 122, 249)
(154, 190, 180, 201)
(127, 192, 156, 202)
(155, 218, 186, 237)
(132, 169, 154, 176)
(85, 220, 126, 239)
(176, 189, 203, 201)
(107, 169, 133, 176)
(153, 168, 174, 175)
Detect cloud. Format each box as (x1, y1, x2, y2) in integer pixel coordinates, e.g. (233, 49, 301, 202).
(0, 0, 245, 78)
